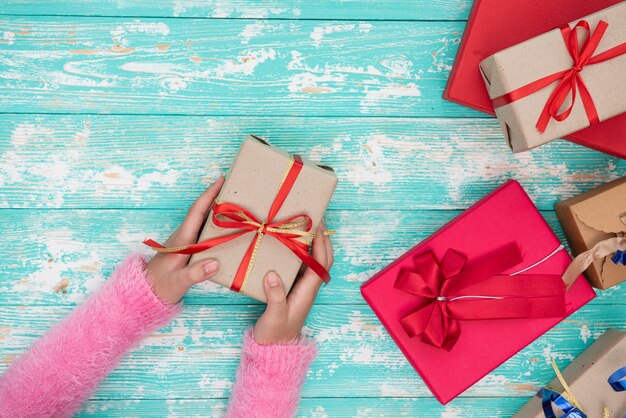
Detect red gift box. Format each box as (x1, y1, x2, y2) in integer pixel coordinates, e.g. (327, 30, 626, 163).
(443, 0, 626, 159)
(360, 180, 596, 404)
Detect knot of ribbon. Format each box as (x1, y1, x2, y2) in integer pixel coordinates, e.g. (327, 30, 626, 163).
(144, 155, 330, 293)
(540, 361, 626, 418)
(492, 19, 626, 133)
(394, 243, 566, 351)
(562, 236, 626, 288)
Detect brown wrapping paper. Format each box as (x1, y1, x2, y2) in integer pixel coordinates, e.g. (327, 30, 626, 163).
(555, 176, 626, 290)
(480, 2, 626, 152)
(513, 329, 626, 418)
(189, 136, 337, 302)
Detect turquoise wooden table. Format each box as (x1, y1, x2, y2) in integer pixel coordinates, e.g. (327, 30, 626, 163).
(1, 1, 625, 416)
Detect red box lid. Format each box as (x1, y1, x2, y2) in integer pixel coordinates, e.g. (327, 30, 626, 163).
(360, 180, 596, 404)
(443, 0, 626, 159)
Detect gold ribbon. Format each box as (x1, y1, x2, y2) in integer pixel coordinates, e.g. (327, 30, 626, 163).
(230, 211, 334, 293)
(549, 359, 611, 418)
(562, 237, 626, 288)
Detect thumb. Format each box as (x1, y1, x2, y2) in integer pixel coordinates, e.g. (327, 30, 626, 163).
(263, 271, 288, 317)
(177, 259, 220, 291)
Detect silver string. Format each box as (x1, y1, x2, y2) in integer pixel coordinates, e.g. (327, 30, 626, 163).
(509, 245, 565, 276)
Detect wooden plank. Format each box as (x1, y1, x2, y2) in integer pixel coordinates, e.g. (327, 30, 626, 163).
(0, 304, 623, 399)
(78, 397, 528, 417)
(2, 208, 624, 306)
(0, 115, 622, 211)
(0, 0, 472, 21)
(0, 17, 473, 117)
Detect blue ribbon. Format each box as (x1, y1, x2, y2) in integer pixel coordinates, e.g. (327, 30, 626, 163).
(541, 389, 587, 418)
(612, 250, 626, 265)
(608, 366, 626, 392)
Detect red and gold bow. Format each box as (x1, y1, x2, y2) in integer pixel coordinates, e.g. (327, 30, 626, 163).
(144, 155, 330, 293)
(395, 243, 566, 351)
(492, 19, 626, 133)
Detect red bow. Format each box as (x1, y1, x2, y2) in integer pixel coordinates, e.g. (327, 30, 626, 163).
(492, 20, 626, 133)
(395, 244, 566, 351)
(144, 155, 330, 293)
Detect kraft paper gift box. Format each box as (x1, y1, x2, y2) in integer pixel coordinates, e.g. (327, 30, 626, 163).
(479, 2, 626, 152)
(149, 136, 337, 302)
(513, 329, 626, 418)
(443, 0, 626, 158)
(555, 176, 626, 290)
(361, 180, 596, 405)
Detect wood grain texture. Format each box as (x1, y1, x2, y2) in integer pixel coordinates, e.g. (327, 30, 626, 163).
(77, 397, 528, 417)
(1, 0, 472, 21)
(0, 115, 623, 210)
(2, 208, 624, 306)
(2, 3, 625, 416)
(0, 304, 623, 401)
(0, 17, 470, 117)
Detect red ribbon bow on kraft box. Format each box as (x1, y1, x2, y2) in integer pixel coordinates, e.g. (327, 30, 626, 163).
(145, 155, 329, 292)
(492, 19, 626, 133)
(143, 136, 337, 302)
(480, 2, 626, 153)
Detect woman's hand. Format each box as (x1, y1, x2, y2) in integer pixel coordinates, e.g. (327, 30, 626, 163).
(253, 223, 334, 344)
(146, 177, 225, 305)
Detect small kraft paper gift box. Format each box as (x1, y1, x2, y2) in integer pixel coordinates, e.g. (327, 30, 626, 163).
(556, 176, 626, 290)
(361, 180, 596, 405)
(513, 329, 626, 418)
(146, 136, 337, 302)
(479, 2, 626, 152)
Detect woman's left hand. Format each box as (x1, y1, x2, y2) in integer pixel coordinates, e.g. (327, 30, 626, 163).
(146, 176, 225, 305)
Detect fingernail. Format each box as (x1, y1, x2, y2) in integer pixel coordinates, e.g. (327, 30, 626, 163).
(267, 272, 280, 288)
(204, 260, 219, 274)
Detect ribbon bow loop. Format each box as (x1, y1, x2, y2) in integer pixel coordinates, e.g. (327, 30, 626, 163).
(395, 243, 567, 351)
(492, 19, 626, 134)
(536, 20, 609, 132)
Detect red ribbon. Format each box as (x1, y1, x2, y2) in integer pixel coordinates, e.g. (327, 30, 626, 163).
(395, 243, 566, 351)
(144, 155, 330, 292)
(492, 20, 626, 133)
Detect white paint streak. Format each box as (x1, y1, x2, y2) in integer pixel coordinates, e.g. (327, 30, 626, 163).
(541, 344, 575, 363)
(360, 83, 421, 111)
(580, 324, 591, 343)
(159, 77, 187, 93)
(344, 135, 393, 186)
(198, 376, 232, 397)
(239, 22, 266, 44)
(287, 72, 344, 95)
(309, 23, 371, 47)
(111, 21, 170, 45)
(441, 406, 464, 418)
(313, 311, 385, 344)
(11, 228, 104, 303)
(2, 31, 15, 45)
(0, 123, 91, 206)
(212, 3, 288, 18)
(122, 48, 276, 83)
(380, 55, 414, 78)
(339, 345, 405, 369)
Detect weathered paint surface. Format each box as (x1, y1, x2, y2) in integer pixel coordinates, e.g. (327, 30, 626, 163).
(1, 0, 472, 20)
(0, 2, 624, 418)
(0, 115, 622, 210)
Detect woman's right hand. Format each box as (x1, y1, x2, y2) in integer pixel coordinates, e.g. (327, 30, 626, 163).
(253, 223, 334, 344)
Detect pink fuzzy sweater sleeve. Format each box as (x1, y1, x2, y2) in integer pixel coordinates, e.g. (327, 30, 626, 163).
(227, 331, 317, 418)
(0, 254, 181, 418)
